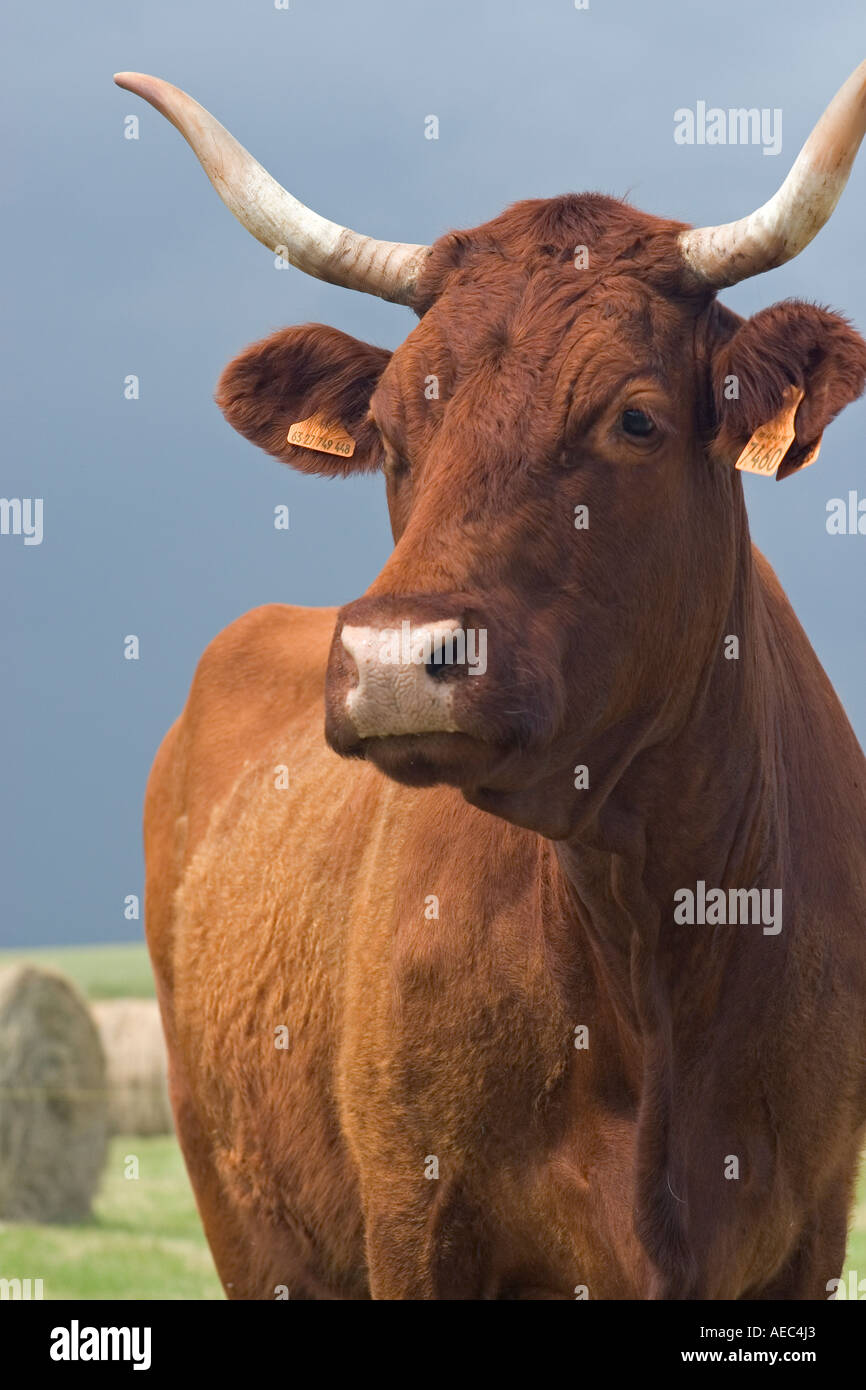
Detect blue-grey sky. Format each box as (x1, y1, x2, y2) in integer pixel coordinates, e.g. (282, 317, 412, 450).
(2, 0, 864, 948)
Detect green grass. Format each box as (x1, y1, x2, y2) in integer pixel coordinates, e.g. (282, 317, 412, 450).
(0, 941, 155, 1000)
(843, 1155, 866, 1291)
(0, 1136, 223, 1300)
(0, 947, 220, 1297)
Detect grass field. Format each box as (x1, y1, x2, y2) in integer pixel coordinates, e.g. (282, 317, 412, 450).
(0, 941, 864, 1298)
(846, 1172, 866, 1285)
(0, 941, 155, 1000)
(0, 1136, 222, 1300)
(0, 942, 223, 1298)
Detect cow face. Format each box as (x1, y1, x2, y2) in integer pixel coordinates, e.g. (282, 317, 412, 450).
(217, 195, 866, 837)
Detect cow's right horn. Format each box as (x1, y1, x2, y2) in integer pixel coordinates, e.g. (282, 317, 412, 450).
(114, 72, 431, 307)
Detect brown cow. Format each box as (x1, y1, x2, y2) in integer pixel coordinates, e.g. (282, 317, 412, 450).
(122, 63, 866, 1298)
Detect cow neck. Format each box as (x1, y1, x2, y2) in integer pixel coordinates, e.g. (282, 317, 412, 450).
(552, 528, 783, 1036)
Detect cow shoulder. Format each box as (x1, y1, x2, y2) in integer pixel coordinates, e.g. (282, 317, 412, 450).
(144, 604, 336, 954)
(188, 600, 335, 823)
(187, 602, 335, 730)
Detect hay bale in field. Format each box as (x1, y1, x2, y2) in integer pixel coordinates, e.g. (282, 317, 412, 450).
(0, 965, 108, 1222)
(92, 998, 172, 1136)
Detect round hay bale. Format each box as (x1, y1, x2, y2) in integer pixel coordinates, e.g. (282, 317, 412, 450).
(0, 965, 108, 1223)
(92, 999, 172, 1136)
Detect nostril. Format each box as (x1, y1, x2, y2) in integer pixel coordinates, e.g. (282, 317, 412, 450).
(425, 633, 468, 682)
(426, 653, 453, 681)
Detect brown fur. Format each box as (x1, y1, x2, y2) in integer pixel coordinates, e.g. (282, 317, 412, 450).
(147, 194, 866, 1298)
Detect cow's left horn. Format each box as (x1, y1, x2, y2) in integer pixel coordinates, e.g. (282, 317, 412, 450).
(114, 72, 430, 306)
(679, 59, 866, 288)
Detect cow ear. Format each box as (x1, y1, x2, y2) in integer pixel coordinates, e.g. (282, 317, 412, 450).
(216, 323, 391, 477)
(710, 301, 866, 480)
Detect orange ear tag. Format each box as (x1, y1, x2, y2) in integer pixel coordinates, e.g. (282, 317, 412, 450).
(287, 414, 356, 459)
(735, 384, 804, 477)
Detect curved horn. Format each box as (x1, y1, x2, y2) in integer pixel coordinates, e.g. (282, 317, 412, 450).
(114, 72, 430, 306)
(679, 59, 866, 288)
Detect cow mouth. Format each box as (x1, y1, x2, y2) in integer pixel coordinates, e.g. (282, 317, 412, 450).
(335, 728, 506, 790)
(344, 729, 575, 838)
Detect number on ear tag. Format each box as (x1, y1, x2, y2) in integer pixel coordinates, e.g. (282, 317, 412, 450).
(735, 385, 804, 477)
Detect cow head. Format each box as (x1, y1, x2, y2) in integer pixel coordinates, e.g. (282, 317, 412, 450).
(117, 65, 866, 838)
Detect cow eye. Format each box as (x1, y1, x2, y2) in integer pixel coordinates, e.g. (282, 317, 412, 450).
(621, 408, 655, 438)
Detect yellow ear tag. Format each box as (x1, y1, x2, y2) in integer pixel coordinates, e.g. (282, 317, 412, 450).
(735, 384, 804, 477)
(287, 414, 356, 459)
